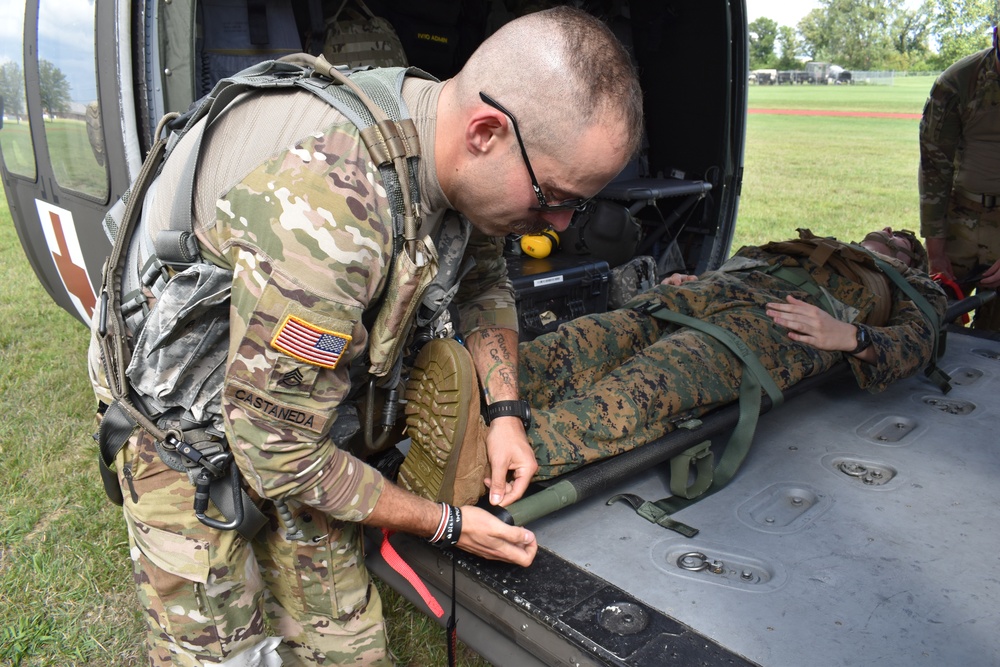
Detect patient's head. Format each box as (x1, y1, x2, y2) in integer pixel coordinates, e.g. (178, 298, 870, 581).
(861, 228, 927, 271)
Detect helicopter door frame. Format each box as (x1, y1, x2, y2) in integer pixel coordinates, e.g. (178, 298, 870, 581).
(1, 0, 141, 326)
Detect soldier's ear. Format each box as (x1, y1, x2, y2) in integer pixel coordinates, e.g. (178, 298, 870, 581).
(465, 109, 507, 156)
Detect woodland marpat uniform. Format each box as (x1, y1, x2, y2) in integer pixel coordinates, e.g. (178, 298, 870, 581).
(520, 243, 946, 479)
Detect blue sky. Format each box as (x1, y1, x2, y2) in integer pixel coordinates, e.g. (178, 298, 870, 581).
(0, 0, 98, 105)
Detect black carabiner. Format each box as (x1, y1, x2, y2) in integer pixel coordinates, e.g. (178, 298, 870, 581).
(193, 452, 245, 531)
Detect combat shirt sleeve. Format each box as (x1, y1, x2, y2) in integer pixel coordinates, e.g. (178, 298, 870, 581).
(847, 267, 947, 392)
(918, 56, 977, 238)
(206, 123, 393, 522)
(453, 227, 519, 338)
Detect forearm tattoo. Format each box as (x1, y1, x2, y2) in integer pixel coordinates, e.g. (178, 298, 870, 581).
(476, 329, 518, 401)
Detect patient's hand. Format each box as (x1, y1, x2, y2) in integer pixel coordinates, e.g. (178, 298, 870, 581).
(765, 295, 857, 353)
(661, 273, 697, 286)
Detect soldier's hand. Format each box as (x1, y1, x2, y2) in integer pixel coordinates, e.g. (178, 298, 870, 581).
(457, 506, 537, 566)
(926, 237, 955, 280)
(484, 417, 538, 507)
(978, 259, 1000, 288)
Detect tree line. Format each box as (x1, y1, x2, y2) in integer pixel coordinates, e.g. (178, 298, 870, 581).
(1, 60, 72, 122)
(750, 0, 997, 72)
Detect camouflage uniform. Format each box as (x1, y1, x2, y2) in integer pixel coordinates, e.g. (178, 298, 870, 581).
(919, 47, 1000, 330)
(519, 244, 946, 479)
(88, 77, 518, 665)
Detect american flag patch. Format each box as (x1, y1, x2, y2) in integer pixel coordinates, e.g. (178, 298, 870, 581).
(271, 315, 352, 369)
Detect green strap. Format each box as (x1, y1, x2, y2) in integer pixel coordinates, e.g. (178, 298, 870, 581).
(631, 499, 699, 537)
(643, 304, 784, 408)
(768, 265, 840, 318)
(864, 251, 952, 393)
(776, 248, 950, 393)
(669, 440, 714, 499)
(640, 303, 784, 513)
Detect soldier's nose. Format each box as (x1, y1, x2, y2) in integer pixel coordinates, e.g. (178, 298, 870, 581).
(543, 211, 574, 233)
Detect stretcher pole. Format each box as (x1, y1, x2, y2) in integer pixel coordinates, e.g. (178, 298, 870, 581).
(493, 365, 851, 527)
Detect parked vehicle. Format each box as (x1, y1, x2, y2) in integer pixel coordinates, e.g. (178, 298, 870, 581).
(750, 68, 777, 85)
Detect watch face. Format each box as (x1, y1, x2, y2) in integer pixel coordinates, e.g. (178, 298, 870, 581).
(855, 325, 871, 352)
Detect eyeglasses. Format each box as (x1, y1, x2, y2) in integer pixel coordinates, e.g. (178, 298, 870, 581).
(479, 91, 592, 213)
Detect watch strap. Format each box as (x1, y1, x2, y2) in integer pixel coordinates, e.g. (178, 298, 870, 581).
(486, 400, 531, 429)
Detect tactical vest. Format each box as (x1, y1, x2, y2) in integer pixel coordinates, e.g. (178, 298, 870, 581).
(759, 230, 949, 392)
(94, 54, 441, 537)
(759, 229, 894, 327)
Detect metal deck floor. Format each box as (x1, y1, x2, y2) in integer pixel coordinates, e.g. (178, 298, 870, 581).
(530, 331, 1000, 666)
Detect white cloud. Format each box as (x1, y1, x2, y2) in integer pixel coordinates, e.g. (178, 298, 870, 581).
(37, 0, 98, 103)
(0, 0, 28, 64)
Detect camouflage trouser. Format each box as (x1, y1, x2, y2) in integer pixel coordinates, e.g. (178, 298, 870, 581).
(114, 428, 389, 666)
(944, 193, 1000, 331)
(518, 277, 842, 480)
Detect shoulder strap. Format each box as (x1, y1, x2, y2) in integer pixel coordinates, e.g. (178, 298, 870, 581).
(166, 56, 434, 264)
(762, 232, 950, 392)
(761, 230, 893, 326)
(858, 247, 952, 394)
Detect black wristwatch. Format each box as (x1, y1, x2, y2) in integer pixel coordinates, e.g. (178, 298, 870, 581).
(486, 400, 532, 430)
(851, 324, 872, 355)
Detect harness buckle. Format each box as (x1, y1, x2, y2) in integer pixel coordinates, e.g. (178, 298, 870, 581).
(166, 430, 225, 477)
(606, 493, 699, 537)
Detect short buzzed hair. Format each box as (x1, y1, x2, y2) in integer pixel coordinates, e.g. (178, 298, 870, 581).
(454, 7, 644, 159)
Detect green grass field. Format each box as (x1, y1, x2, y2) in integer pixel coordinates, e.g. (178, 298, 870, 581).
(0, 119, 108, 199)
(747, 75, 934, 113)
(738, 78, 930, 247)
(0, 79, 932, 665)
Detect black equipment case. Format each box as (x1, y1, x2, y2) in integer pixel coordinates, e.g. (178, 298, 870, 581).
(506, 252, 610, 341)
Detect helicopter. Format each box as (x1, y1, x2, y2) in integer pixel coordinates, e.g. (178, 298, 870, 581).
(5, 2, 1000, 667)
(0, 0, 739, 332)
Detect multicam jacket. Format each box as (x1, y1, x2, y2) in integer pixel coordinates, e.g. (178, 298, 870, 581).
(919, 47, 1000, 239)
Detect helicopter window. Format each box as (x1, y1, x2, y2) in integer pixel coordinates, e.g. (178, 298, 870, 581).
(36, 0, 108, 201)
(0, 0, 37, 180)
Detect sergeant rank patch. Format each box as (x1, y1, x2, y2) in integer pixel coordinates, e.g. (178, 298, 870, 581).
(271, 315, 352, 369)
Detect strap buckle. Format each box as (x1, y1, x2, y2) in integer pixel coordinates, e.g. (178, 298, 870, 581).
(669, 441, 714, 499)
(166, 430, 225, 477)
(606, 493, 699, 537)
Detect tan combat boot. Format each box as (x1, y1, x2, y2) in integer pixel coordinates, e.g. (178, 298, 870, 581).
(399, 339, 490, 506)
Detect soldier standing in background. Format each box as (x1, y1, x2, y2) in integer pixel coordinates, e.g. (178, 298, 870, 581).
(919, 25, 1000, 331)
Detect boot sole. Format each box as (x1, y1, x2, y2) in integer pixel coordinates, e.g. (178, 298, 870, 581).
(399, 340, 479, 504)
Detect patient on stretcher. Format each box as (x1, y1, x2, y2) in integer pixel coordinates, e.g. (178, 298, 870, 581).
(397, 228, 947, 510)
